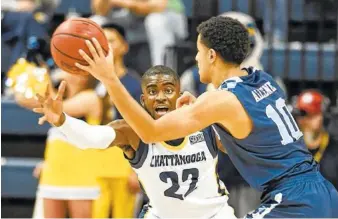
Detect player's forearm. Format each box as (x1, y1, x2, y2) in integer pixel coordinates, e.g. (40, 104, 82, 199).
(57, 113, 116, 149)
(102, 78, 158, 143)
(102, 78, 204, 142)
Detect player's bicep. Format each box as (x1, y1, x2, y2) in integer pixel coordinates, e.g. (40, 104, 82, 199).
(189, 91, 233, 124)
(198, 90, 252, 139)
(150, 91, 234, 141)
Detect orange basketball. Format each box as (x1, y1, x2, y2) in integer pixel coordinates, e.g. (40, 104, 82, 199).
(51, 18, 109, 75)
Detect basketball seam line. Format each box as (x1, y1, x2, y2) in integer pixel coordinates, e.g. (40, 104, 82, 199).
(52, 33, 109, 55)
(52, 43, 89, 63)
(70, 19, 106, 36)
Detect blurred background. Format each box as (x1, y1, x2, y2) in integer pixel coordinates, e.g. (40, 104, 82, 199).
(1, 0, 338, 218)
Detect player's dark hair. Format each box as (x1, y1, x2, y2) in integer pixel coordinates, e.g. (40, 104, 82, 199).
(101, 22, 126, 40)
(142, 65, 180, 84)
(197, 16, 249, 65)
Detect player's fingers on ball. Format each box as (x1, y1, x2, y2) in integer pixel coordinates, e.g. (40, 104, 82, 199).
(92, 38, 105, 58)
(33, 108, 44, 114)
(75, 62, 90, 73)
(79, 49, 94, 66)
(85, 40, 99, 61)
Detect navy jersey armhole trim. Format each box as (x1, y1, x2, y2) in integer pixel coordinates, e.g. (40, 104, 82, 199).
(124, 141, 148, 169)
(202, 127, 218, 158)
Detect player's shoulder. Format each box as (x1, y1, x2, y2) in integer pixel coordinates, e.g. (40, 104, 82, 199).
(198, 89, 239, 107)
(77, 89, 102, 105)
(219, 68, 271, 89)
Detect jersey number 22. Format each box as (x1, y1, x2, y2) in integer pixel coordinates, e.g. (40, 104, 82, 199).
(160, 168, 199, 200)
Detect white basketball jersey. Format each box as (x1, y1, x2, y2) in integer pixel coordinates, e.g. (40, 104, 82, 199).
(130, 128, 230, 218)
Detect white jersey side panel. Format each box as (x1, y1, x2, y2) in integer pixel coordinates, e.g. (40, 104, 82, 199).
(133, 130, 230, 218)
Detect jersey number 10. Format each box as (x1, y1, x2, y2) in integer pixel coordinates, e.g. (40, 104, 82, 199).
(266, 98, 303, 145)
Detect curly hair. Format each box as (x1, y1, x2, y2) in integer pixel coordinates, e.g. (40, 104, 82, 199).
(197, 16, 249, 65)
(142, 65, 180, 85)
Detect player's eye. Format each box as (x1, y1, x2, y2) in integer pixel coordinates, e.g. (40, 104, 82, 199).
(148, 89, 157, 95)
(165, 88, 174, 94)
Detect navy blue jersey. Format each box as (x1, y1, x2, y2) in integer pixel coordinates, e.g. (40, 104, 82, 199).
(214, 67, 316, 192)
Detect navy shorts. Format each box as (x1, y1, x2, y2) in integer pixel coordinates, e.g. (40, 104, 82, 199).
(246, 171, 338, 218)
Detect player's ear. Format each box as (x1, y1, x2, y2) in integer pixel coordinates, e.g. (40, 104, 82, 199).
(122, 40, 129, 54)
(140, 94, 145, 107)
(209, 49, 217, 63)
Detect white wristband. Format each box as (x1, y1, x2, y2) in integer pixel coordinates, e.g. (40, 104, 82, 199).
(57, 113, 116, 150)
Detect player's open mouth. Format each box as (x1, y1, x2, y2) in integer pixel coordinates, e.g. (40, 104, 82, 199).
(155, 106, 169, 116)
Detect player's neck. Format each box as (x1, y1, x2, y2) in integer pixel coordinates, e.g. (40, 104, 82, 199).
(211, 64, 248, 88)
(114, 58, 127, 78)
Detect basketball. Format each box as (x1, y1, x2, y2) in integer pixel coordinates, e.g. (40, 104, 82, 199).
(51, 18, 109, 75)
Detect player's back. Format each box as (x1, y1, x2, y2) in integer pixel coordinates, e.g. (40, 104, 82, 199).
(214, 67, 338, 217)
(214, 67, 316, 191)
(130, 128, 234, 218)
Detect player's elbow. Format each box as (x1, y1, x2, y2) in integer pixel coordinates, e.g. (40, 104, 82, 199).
(139, 133, 156, 144)
(140, 137, 152, 144)
(138, 127, 158, 144)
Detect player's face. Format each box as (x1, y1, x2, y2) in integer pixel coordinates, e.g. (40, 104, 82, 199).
(297, 113, 323, 133)
(141, 74, 180, 120)
(196, 34, 212, 84)
(104, 29, 128, 59)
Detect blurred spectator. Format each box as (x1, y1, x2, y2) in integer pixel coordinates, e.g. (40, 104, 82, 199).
(15, 69, 104, 218)
(1, 0, 57, 90)
(1, 0, 60, 13)
(96, 22, 143, 119)
(91, 0, 147, 44)
(2, 0, 36, 12)
(93, 22, 143, 218)
(1, 11, 49, 90)
(91, 0, 187, 66)
(293, 90, 338, 189)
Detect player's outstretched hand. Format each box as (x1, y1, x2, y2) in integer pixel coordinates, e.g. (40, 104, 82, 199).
(33, 81, 66, 126)
(75, 38, 116, 82)
(176, 91, 197, 108)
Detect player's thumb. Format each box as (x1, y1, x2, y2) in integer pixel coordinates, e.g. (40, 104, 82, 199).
(176, 95, 190, 108)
